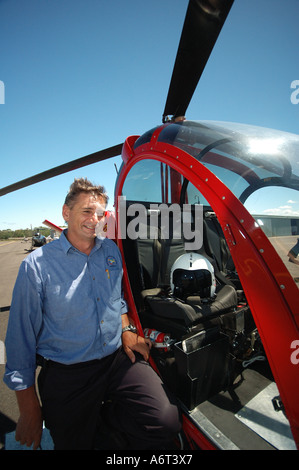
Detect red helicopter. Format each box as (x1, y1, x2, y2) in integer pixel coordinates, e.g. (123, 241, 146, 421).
(1, 0, 299, 450)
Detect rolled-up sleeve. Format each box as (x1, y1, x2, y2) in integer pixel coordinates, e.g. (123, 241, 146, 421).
(4, 259, 43, 391)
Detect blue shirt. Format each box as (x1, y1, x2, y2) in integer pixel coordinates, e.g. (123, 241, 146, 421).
(4, 231, 128, 391)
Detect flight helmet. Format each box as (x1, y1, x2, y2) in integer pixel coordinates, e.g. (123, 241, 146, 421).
(170, 252, 216, 300)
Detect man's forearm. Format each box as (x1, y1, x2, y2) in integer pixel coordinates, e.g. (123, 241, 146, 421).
(15, 384, 40, 413)
(15, 385, 43, 449)
(121, 313, 131, 329)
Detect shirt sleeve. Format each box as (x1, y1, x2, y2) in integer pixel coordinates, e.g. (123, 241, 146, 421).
(120, 298, 128, 315)
(3, 258, 43, 391)
(114, 241, 128, 315)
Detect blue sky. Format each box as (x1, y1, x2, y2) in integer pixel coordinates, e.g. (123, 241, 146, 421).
(0, 0, 299, 230)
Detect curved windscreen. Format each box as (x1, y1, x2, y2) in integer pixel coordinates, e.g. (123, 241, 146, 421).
(157, 121, 299, 202)
(131, 120, 299, 284)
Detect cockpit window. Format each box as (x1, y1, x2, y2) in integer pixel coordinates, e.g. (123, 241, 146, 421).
(122, 159, 187, 205)
(155, 121, 299, 284)
(157, 121, 299, 203)
(122, 159, 164, 202)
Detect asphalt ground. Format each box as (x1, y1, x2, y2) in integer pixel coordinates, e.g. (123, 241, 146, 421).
(0, 236, 298, 449)
(0, 239, 33, 448)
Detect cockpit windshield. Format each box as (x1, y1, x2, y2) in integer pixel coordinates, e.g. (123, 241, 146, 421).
(132, 120, 299, 283)
(156, 121, 299, 202)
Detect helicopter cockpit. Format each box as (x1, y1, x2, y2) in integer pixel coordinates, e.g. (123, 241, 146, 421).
(117, 120, 299, 420)
(126, 120, 299, 286)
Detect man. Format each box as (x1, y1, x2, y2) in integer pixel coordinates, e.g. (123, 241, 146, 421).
(4, 178, 181, 450)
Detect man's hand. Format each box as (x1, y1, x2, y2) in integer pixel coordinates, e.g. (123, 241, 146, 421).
(122, 331, 152, 363)
(15, 386, 43, 450)
(15, 408, 43, 449)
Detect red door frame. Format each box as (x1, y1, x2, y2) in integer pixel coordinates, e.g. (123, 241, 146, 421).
(114, 133, 299, 449)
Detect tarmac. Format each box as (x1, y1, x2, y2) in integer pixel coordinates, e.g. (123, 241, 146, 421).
(0, 236, 298, 450)
(0, 239, 33, 449)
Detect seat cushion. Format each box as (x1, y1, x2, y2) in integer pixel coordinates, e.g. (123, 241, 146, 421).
(144, 284, 237, 327)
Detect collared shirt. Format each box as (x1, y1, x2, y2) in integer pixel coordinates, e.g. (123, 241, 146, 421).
(4, 231, 128, 391)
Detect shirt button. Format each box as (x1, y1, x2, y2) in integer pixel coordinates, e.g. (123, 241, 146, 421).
(97, 297, 100, 301)
(101, 320, 104, 324)
(103, 343, 106, 347)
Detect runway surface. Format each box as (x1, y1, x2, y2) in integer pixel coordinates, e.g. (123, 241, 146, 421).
(0, 239, 31, 448)
(0, 236, 298, 449)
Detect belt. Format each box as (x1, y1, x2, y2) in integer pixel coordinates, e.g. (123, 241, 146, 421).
(36, 348, 120, 370)
(36, 354, 103, 370)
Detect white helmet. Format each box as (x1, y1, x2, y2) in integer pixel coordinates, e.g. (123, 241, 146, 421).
(170, 252, 216, 300)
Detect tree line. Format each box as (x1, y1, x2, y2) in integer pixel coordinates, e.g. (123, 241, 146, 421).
(0, 227, 51, 240)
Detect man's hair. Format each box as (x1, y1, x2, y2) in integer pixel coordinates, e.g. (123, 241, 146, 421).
(64, 178, 108, 208)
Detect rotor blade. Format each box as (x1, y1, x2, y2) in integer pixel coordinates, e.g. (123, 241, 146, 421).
(163, 0, 234, 121)
(0, 143, 123, 197)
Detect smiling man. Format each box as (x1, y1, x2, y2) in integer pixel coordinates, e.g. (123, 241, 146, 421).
(63, 184, 107, 251)
(4, 177, 181, 450)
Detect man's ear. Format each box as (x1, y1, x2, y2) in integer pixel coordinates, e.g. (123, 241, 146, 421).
(62, 204, 70, 222)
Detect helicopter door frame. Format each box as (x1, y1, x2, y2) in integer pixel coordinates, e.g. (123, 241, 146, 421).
(114, 137, 299, 447)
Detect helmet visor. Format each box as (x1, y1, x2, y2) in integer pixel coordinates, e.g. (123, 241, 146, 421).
(172, 268, 212, 299)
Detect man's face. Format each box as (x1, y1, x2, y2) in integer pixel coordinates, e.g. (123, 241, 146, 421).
(62, 192, 106, 243)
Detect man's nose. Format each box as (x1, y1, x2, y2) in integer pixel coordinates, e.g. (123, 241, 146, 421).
(93, 211, 105, 222)
(89, 212, 100, 223)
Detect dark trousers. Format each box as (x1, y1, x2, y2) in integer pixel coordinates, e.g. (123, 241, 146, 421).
(37, 347, 181, 450)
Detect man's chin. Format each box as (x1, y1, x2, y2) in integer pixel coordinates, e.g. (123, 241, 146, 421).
(83, 228, 97, 239)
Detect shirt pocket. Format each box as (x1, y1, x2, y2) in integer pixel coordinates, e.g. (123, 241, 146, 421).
(105, 266, 122, 302)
